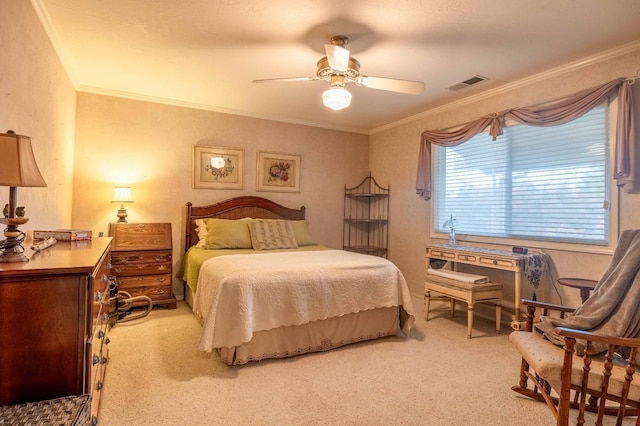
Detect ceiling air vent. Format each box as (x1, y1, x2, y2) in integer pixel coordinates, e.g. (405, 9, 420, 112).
(447, 75, 490, 91)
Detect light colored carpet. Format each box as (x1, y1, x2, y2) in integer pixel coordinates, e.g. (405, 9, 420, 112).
(97, 297, 565, 425)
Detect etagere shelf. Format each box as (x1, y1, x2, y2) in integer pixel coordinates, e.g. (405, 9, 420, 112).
(343, 173, 389, 258)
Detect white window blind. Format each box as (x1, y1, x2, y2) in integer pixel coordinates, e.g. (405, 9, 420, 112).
(433, 106, 609, 245)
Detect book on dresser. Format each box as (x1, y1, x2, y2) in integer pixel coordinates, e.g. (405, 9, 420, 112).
(108, 222, 177, 309)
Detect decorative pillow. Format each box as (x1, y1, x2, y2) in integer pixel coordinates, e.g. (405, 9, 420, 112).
(248, 220, 298, 250)
(289, 220, 317, 246)
(203, 218, 255, 249)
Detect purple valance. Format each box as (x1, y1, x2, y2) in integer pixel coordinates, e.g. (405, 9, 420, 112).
(416, 77, 636, 200)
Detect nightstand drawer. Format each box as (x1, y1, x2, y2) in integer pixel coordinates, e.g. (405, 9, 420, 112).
(121, 284, 173, 301)
(116, 274, 172, 289)
(110, 250, 171, 265)
(111, 262, 171, 276)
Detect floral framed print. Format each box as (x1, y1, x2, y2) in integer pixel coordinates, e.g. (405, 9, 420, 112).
(256, 151, 301, 193)
(192, 145, 244, 189)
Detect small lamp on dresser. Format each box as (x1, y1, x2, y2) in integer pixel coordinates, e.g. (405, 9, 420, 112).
(112, 186, 133, 223)
(0, 131, 47, 263)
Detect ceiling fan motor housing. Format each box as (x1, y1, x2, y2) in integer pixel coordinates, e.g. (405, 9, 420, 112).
(316, 56, 360, 81)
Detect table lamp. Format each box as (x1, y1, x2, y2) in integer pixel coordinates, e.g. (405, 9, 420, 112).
(112, 186, 133, 223)
(0, 131, 47, 262)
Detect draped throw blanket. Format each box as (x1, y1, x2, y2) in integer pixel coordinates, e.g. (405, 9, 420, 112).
(416, 77, 636, 200)
(193, 250, 415, 351)
(534, 229, 640, 354)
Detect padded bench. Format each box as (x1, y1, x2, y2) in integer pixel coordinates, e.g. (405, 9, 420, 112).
(424, 273, 503, 338)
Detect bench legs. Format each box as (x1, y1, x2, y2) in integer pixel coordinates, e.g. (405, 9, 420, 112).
(424, 288, 502, 338)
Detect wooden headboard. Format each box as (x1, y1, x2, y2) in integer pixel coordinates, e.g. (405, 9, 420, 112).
(184, 196, 306, 253)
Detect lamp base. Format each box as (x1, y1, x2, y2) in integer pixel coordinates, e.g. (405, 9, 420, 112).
(0, 216, 29, 262)
(116, 207, 128, 223)
(0, 247, 29, 263)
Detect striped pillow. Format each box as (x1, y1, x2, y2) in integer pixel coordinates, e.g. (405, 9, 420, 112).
(248, 220, 298, 250)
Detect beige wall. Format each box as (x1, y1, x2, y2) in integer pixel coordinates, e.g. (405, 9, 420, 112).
(72, 93, 369, 297)
(371, 48, 640, 314)
(0, 1, 76, 232)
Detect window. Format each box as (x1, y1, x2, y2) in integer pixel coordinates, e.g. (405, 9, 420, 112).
(433, 106, 610, 246)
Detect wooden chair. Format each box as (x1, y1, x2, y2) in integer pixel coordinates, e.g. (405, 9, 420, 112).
(510, 299, 640, 425)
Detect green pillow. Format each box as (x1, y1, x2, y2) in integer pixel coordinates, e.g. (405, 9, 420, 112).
(203, 218, 255, 249)
(290, 220, 317, 246)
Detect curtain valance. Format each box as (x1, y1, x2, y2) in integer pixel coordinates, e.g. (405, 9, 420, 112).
(416, 77, 636, 200)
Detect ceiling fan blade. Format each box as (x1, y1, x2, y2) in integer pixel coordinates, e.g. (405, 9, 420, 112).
(324, 44, 350, 72)
(253, 77, 319, 83)
(357, 75, 425, 95)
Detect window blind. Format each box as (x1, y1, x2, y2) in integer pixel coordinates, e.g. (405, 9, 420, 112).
(433, 106, 609, 245)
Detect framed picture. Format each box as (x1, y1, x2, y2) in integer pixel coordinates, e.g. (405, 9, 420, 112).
(256, 151, 301, 193)
(192, 145, 244, 189)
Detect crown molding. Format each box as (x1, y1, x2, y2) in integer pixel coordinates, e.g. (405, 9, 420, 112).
(77, 85, 370, 135)
(370, 39, 640, 135)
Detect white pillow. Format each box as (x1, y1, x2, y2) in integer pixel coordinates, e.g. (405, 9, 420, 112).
(195, 219, 207, 248)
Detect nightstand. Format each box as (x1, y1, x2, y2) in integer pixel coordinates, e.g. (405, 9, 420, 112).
(109, 222, 176, 309)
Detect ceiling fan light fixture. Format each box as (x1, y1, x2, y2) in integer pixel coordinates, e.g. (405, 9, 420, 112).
(322, 86, 352, 110)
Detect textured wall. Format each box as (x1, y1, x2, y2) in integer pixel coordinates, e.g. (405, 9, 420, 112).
(371, 48, 640, 313)
(0, 1, 77, 232)
(73, 93, 369, 297)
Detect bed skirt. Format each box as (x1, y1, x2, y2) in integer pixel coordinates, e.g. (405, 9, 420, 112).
(185, 286, 401, 365)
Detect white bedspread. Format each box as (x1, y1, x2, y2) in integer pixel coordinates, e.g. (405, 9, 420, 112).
(193, 249, 415, 351)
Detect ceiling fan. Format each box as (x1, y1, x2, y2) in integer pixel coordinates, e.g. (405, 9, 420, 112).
(253, 35, 425, 110)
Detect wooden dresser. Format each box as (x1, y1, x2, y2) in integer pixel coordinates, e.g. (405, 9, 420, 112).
(109, 222, 176, 309)
(0, 237, 112, 425)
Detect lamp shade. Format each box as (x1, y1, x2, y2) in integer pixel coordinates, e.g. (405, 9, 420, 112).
(322, 87, 352, 110)
(112, 187, 133, 203)
(0, 132, 47, 187)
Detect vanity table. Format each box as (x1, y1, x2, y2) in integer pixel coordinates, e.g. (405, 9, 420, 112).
(426, 244, 547, 329)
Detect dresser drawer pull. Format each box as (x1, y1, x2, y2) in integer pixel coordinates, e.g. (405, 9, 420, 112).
(106, 337, 111, 345)
(98, 329, 105, 339)
(96, 381, 103, 390)
(101, 356, 108, 365)
(93, 354, 100, 366)
(101, 274, 108, 283)
(493, 260, 498, 265)
(158, 277, 166, 282)
(101, 313, 109, 323)
(95, 291, 103, 302)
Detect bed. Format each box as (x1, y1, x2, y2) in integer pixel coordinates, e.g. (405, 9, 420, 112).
(180, 196, 415, 365)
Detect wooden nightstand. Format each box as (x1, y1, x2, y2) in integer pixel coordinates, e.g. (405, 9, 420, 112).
(109, 222, 177, 309)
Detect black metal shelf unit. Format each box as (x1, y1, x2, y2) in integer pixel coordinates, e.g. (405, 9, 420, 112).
(343, 173, 389, 258)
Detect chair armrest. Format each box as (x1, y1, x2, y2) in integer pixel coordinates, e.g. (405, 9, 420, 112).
(556, 327, 640, 348)
(522, 299, 576, 314)
(520, 299, 576, 332)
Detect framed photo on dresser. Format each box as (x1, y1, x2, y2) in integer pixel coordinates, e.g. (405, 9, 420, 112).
(192, 145, 244, 189)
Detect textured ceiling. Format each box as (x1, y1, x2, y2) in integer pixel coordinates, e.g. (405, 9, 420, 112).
(36, 0, 640, 134)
